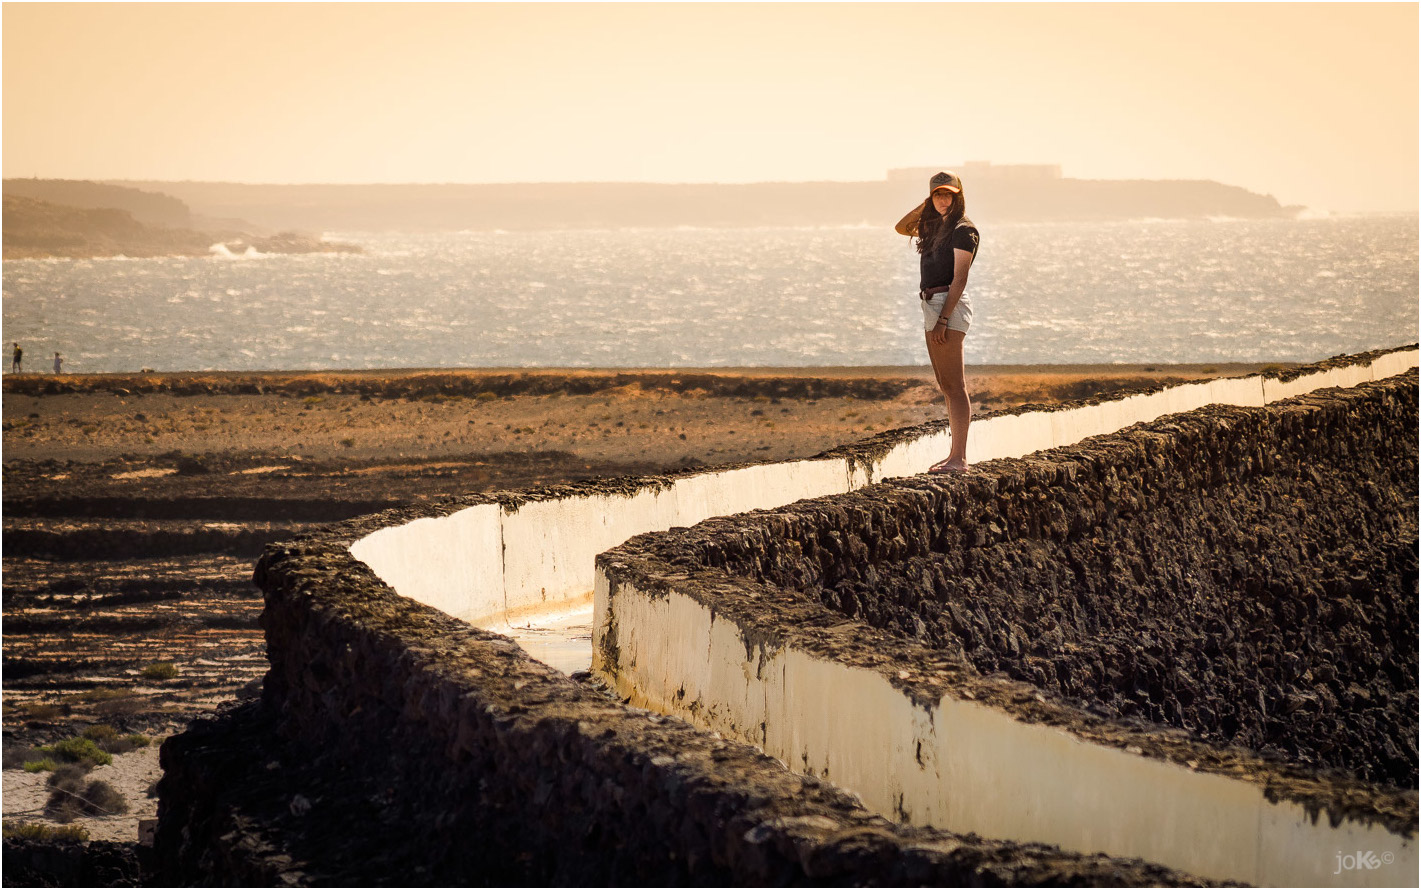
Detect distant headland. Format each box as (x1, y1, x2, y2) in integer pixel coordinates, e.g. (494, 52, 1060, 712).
(3, 165, 1302, 250)
(106, 163, 1301, 232)
(2, 180, 362, 260)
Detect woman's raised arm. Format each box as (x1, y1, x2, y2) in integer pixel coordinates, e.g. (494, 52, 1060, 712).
(894, 199, 927, 236)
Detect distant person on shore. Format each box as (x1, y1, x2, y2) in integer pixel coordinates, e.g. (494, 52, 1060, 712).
(11, 342, 22, 373)
(895, 171, 980, 473)
(53, 352, 64, 374)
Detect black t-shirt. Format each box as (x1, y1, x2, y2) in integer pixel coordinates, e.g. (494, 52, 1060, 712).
(919, 217, 980, 291)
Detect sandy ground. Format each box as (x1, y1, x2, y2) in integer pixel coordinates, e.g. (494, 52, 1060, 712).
(1, 362, 1287, 842)
(1, 363, 1275, 465)
(2, 743, 163, 843)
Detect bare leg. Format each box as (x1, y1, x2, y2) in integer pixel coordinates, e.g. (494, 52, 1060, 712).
(924, 329, 971, 471)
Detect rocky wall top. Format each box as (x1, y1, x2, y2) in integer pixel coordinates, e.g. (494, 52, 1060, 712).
(600, 374, 1420, 834)
(241, 520, 1213, 885)
(208, 347, 1417, 884)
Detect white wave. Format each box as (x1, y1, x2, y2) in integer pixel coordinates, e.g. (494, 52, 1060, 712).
(208, 243, 270, 259)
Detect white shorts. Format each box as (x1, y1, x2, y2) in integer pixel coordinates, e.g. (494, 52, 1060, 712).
(921, 292, 973, 333)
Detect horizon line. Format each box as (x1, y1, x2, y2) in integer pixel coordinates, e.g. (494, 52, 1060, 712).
(4, 173, 1293, 189)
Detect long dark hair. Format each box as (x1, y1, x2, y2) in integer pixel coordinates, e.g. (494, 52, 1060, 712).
(915, 190, 966, 256)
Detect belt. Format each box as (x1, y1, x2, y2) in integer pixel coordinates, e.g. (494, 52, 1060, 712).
(919, 286, 953, 298)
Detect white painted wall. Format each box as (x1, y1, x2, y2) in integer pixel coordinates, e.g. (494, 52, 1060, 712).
(345, 349, 1418, 885)
(348, 504, 504, 624)
(351, 349, 1416, 628)
(597, 577, 1419, 888)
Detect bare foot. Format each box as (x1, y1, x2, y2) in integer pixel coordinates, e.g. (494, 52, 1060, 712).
(928, 456, 968, 474)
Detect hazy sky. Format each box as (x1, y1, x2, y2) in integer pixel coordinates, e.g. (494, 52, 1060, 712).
(3, 2, 1416, 212)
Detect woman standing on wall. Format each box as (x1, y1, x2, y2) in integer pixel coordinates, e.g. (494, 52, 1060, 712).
(895, 171, 980, 473)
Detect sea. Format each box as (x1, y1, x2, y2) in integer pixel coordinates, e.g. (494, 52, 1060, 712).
(3, 216, 1416, 372)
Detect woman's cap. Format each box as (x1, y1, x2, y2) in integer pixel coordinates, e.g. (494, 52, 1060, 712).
(929, 171, 962, 194)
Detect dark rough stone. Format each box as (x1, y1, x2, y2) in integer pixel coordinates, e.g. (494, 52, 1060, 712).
(157, 352, 1417, 884)
(0, 369, 925, 401)
(676, 375, 1419, 790)
(605, 373, 1418, 836)
(156, 526, 1222, 885)
(1, 837, 147, 887)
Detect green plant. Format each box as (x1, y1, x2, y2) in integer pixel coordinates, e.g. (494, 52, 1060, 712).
(302, 396, 325, 406)
(40, 737, 112, 768)
(475, 391, 498, 402)
(22, 758, 57, 773)
(140, 662, 179, 681)
(3, 821, 89, 842)
(81, 724, 149, 754)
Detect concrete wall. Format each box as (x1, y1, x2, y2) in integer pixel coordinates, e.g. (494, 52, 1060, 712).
(691, 386, 1419, 789)
(600, 576, 1417, 887)
(594, 375, 1419, 887)
(192, 517, 1213, 886)
(351, 346, 1418, 628)
(196, 347, 1416, 884)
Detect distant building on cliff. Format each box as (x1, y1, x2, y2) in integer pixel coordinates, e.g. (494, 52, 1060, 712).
(888, 162, 1063, 184)
(885, 161, 1294, 221)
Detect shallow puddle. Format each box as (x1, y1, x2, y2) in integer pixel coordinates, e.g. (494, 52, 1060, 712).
(497, 604, 595, 675)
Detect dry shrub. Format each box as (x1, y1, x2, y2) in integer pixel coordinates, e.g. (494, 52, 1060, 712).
(93, 696, 146, 718)
(76, 687, 130, 702)
(19, 702, 64, 721)
(2, 821, 89, 842)
(44, 775, 128, 822)
(81, 780, 129, 816)
(47, 764, 89, 791)
(105, 734, 151, 756)
(3, 743, 47, 770)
